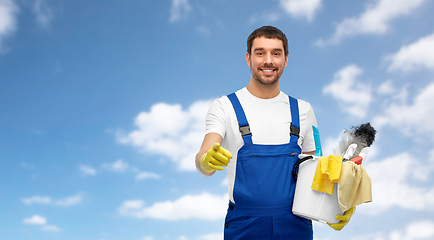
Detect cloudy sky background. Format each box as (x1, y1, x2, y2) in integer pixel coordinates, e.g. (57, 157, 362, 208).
(1, 0, 434, 239)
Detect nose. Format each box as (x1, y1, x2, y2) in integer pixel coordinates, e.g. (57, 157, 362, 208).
(264, 53, 273, 65)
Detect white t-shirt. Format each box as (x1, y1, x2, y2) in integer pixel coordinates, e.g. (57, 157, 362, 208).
(206, 87, 318, 202)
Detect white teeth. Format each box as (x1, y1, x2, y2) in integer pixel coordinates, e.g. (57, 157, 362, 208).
(262, 69, 273, 72)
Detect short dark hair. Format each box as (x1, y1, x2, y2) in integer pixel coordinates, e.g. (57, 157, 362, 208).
(247, 26, 289, 57)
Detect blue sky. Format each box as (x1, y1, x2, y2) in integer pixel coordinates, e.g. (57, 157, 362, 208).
(1, 0, 434, 239)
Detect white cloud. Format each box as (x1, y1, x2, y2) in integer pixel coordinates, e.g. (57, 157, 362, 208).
(197, 233, 224, 240)
(0, 0, 19, 52)
(84, 160, 143, 176)
(197, 26, 211, 37)
(54, 194, 82, 206)
(42, 225, 61, 232)
(22, 196, 51, 205)
(21, 162, 35, 169)
(23, 215, 47, 225)
(404, 221, 434, 240)
(135, 171, 161, 180)
(385, 33, 434, 72)
(79, 164, 97, 176)
(169, 0, 191, 23)
(22, 194, 82, 207)
(32, 0, 54, 28)
(120, 199, 144, 209)
(23, 215, 61, 232)
(117, 100, 213, 171)
(361, 152, 434, 214)
(142, 236, 154, 240)
(102, 159, 130, 173)
(323, 65, 372, 118)
(351, 220, 434, 240)
(316, 0, 427, 46)
(249, 12, 281, 25)
(373, 82, 434, 141)
(279, 0, 322, 22)
(378, 80, 396, 94)
(220, 178, 228, 187)
(118, 193, 228, 221)
(377, 80, 409, 106)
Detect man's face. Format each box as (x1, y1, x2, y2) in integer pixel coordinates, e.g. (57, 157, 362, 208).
(246, 36, 288, 86)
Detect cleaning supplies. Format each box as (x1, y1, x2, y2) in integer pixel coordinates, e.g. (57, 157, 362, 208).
(311, 155, 343, 195)
(338, 161, 372, 212)
(312, 125, 323, 157)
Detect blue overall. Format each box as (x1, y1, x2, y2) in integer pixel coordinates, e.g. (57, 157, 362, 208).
(224, 93, 313, 240)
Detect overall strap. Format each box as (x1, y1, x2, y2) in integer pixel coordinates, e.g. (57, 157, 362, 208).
(227, 93, 253, 144)
(289, 96, 300, 144)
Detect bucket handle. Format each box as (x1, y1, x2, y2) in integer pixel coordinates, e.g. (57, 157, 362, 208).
(292, 155, 313, 180)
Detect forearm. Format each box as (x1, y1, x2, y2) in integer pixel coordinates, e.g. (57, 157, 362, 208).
(302, 150, 316, 155)
(195, 150, 216, 177)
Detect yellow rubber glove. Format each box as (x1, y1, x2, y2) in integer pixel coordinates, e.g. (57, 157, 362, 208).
(311, 155, 343, 195)
(328, 206, 356, 231)
(200, 143, 232, 173)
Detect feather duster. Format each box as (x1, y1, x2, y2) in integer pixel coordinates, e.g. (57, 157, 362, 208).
(333, 122, 377, 159)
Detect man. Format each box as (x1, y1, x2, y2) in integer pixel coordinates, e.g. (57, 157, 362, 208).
(195, 26, 350, 239)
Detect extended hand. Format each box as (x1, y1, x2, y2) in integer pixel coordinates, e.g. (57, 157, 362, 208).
(328, 206, 356, 231)
(200, 143, 232, 173)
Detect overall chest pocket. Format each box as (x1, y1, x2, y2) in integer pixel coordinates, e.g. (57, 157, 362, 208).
(233, 151, 299, 207)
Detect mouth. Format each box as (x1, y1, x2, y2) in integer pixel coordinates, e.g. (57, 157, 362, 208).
(261, 68, 276, 75)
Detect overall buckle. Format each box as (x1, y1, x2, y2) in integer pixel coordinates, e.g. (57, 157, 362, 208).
(290, 122, 300, 137)
(239, 126, 251, 136)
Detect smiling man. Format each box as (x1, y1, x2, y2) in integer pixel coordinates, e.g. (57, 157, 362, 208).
(196, 26, 318, 239)
(247, 35, 288, 91)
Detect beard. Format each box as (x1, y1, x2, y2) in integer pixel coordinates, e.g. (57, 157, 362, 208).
(250, 66, 282, 86)
(251, 72, 280, 85)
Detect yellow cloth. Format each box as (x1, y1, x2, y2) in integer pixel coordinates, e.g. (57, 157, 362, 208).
(311, 155, 343, 195)
(338, 161, 372, 212)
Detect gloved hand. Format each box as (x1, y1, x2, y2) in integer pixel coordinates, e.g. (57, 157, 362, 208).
(200, 143, 232, 173)
(328, 206, 356, 231)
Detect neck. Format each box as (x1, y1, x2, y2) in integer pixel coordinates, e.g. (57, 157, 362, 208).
(246, 77, 280, 99)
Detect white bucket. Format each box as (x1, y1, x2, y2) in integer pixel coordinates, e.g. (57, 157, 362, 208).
(292, 155, 343, 224)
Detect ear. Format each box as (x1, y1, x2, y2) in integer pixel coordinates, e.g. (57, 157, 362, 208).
(284, 55, 288, 68)
(246, 52, 251, 68)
